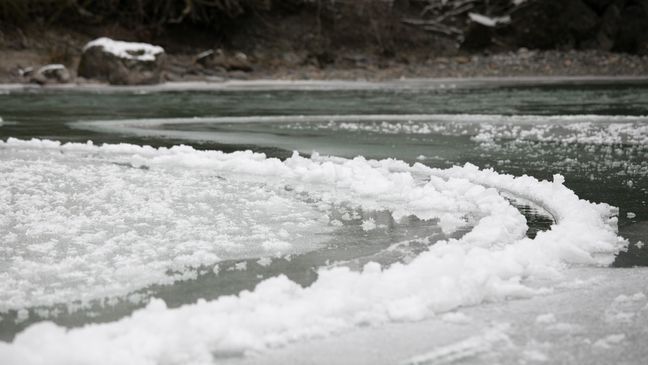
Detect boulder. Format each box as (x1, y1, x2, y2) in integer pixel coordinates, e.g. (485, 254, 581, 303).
(194, 49, 253, 72)
(78, 37, 166, 85)
(30, 64, 71, 85)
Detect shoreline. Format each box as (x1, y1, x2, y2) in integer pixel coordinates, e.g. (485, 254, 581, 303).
(3, 75, 648, 93)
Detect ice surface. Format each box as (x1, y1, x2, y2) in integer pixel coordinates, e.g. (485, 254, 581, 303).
(0, 141, 332, 312)
(220, 267, 648, 365)
(402, 324, 512, 365)
(0, 138, 627, 364)
(83, 38, 164, 61)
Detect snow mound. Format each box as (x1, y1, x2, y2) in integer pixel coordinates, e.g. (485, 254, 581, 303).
(0, 138, 626, 365)
(82, 38, 164, 62)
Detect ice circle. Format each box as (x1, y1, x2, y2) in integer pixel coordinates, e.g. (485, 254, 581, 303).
(0, 136, 626, 364)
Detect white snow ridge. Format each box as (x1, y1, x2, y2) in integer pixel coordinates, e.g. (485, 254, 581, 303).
(83, 37, 164, 61)
(0, 138, 627, 365)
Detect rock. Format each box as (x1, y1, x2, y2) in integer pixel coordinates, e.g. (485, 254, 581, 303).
(78, 37, 166, 85)
(281, 51, 304, 66)
(30, 64, 71, 85)
(455, 56, 471, 64)
(583, 0, 614, 13)
(18, 67, 34, 78)
(194, 49, 216, 66)
(194, 49, 253, 72)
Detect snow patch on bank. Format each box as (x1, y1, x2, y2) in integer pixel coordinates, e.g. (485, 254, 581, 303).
(0, 138, 627, 364)
(83, 38, 164, 62)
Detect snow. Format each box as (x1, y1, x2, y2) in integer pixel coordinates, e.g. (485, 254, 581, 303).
(403, 324, 512, 365)
(0, 140, 332, 312)
(535, 313, 556, 324)
(256, 257, 272, 267)
(36, 64, 65, 73)
(0, 138, 628, 364)
(83, 37, 164, 61)
(627, 212, 636, 219)
(593, 334, 626, 349)
(361, 218, 377, 231)
(440, 312, 471, 324)
(468, 13, 511, 27)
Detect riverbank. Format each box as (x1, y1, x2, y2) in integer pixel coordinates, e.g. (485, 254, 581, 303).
(2, 46, 648, 85)
(4, 76, 648, 94)
(2, 21, 648, 85)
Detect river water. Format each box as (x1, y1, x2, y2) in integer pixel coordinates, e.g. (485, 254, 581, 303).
(0, 79, 647, 364)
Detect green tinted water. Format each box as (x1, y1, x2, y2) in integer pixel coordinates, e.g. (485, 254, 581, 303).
(1, 81, 647, 339)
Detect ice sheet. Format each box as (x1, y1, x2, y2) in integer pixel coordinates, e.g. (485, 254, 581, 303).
(0, 138, 627, 365)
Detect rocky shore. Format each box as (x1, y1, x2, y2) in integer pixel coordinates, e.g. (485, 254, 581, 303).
(2, 42, 647, 86)
(1, 0, 648, 85)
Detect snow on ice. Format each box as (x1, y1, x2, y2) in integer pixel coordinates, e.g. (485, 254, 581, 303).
(0, 138, 628, 365)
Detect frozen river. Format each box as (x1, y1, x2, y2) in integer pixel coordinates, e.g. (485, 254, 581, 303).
(0, 79, 647, 364)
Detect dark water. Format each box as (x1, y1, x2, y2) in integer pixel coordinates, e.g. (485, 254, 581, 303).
(1, 82, 645, 231)
(1, 81, 647, 338)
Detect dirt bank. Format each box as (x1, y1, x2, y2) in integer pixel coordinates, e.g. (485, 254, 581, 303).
(1, 8, 647, 85)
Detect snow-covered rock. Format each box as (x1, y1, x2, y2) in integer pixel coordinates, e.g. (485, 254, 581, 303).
(77, 37, 166, 85)
(30, 64, 71, 85)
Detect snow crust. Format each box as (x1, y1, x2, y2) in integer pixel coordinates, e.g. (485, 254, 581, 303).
(83, 37, 164, 61)
(0, 138, 627, 364)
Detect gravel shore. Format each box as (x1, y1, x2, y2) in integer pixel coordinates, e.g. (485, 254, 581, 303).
(2, 42, 647, 85)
